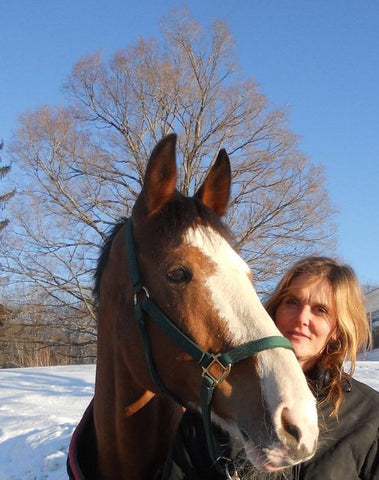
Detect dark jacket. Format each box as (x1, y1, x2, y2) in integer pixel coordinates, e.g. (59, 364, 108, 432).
(68, 372, 379, 479)
(158, 371, 379, 480)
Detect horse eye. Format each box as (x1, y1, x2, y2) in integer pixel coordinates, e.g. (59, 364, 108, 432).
(166, 266, 192, 284)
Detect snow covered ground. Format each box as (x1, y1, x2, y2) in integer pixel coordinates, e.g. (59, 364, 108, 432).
(1, 351, 378, 480)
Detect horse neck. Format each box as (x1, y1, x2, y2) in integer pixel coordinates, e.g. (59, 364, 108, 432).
(94, 324, 183, 480)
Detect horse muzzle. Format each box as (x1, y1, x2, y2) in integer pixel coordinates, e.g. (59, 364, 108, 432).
(241, 434, 317, 473)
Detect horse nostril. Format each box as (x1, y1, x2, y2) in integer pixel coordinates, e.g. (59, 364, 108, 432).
(281, 407, 301, 444)
(284, 421, 301, 443)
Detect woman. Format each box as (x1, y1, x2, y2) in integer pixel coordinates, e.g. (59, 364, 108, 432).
(158, 257, 379, 479)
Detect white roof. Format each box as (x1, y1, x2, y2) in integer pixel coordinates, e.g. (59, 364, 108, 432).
(366, 288, 379, 313)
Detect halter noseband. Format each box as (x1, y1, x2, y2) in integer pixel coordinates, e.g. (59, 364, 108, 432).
(125, 219, 294, 474)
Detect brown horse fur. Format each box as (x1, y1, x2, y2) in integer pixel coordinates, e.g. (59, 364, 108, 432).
(90, 133, 319, 479)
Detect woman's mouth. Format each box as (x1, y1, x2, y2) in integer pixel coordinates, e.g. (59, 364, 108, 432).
(288, 331, 310, 340)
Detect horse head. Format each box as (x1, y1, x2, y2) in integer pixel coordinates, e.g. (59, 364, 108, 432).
(94, 133, 318, 479)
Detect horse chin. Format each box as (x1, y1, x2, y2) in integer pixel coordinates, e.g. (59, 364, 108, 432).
(243, 439, 308, 472)
(224, 422, 307, 474)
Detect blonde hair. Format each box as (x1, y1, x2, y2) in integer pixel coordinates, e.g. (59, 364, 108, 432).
(265, 256, 371, 416)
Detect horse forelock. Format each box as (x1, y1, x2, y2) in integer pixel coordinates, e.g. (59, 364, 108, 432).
(144, 194, 231, 246)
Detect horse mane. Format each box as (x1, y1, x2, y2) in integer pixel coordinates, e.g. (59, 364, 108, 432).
(93, 195, 232, 305)
(93, 218, 126, 304)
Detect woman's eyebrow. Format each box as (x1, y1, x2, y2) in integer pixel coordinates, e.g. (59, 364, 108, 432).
(285, 292, 301, 300)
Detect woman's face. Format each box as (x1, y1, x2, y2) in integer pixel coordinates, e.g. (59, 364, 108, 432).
(275, 274, 337, 371)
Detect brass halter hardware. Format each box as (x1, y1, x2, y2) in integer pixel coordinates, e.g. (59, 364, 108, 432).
(202, 354, 232, 386)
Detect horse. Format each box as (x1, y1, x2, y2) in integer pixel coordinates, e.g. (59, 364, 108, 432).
(67, 133, 319, 480)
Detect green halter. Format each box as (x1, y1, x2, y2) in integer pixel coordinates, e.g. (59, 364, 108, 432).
(125, 219, 294, 474)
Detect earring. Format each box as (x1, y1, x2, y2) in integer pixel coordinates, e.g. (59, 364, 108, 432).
(326, 339, 342, 355)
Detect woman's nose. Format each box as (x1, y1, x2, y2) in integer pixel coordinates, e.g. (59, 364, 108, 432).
(295, 306, 311, 326)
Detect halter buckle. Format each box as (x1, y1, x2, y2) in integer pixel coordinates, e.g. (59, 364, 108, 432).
(202, 354, 231, 386)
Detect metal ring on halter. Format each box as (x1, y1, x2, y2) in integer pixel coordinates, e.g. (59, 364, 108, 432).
(133, 286, 150, 305)
(225, 462, 240, 480)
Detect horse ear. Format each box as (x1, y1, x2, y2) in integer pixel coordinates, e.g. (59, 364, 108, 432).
(142, 133, 177, 215)
(194, 149, 231, 216)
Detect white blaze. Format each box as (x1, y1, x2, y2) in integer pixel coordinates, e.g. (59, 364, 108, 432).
(184, 224, 279, 343)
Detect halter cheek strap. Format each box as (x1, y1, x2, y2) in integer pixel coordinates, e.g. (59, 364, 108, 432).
(125, 219, 294, 474)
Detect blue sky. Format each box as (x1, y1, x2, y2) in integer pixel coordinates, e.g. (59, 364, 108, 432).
(1, 0, 378, 285)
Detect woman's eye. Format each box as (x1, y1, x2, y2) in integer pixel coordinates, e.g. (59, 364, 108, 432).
(314, 306, 328, 316)
(285, 298, 298, 306)
(166, 266, 192, 284)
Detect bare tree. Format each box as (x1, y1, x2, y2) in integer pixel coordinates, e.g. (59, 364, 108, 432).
(2, 10, 335, 362)
(0, 140, 14, 233)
